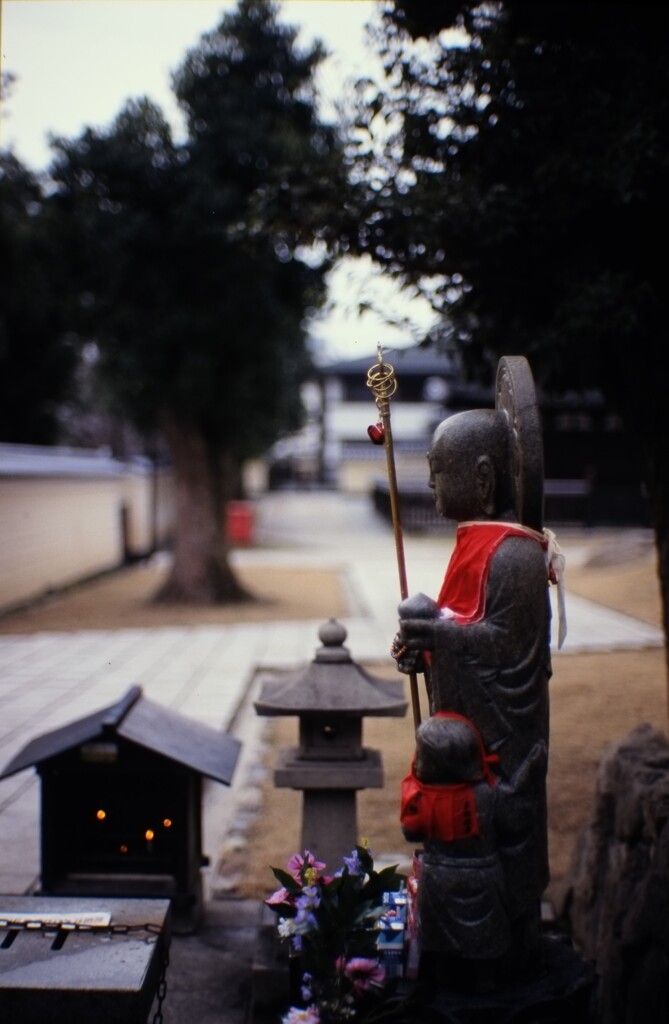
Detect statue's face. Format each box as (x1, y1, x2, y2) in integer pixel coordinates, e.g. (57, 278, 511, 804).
(427, 423, 473, 521)
(428, 411, 509, 522)
(427, 439, 451, 519)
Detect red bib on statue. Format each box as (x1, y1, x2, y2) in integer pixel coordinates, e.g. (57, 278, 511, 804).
(400, 770, 480, 841)
(437, 522, 547, 623)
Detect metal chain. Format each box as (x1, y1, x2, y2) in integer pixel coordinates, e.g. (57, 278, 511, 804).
(0, 918, 170, 1022)
(151, 940, 170, 1024)
(0, 917, 164, 935)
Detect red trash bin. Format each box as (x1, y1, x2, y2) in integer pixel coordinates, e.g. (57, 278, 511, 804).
(225, 500, 255, 545)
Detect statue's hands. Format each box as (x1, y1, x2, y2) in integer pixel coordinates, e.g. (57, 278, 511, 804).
(390, 632, 427, 674)
(392, 594, 441, 670)
(398, 592, 441, 621)
(398, 617, 438, 653)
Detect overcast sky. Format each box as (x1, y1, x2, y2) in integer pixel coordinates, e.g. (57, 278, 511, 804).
(0, 0, 438, 358)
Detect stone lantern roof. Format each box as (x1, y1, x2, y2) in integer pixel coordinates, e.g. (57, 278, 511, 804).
(254, 619, 407, 718)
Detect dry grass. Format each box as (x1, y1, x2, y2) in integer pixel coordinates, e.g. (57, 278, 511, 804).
(564, 554, 662, 627)
(0, 562, 348, 632)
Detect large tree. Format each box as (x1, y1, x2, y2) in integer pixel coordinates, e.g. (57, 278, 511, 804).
(346, 2, 669, 666)
(49, 0, 345, 603)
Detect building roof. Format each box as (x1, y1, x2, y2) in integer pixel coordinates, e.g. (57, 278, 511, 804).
(0, 685, 241, 785)
(318, 345, 457, 377)
(0, 443, 152, 478)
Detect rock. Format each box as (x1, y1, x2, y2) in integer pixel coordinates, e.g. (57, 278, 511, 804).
(559, 722, 669, 1024)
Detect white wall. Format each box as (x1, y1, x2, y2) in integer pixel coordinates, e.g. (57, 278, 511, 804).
(0, 445, 174, 613)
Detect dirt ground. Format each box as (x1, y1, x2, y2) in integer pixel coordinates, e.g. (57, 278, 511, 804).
(0, 561, 349, 633)
(1, 534, 666, 911)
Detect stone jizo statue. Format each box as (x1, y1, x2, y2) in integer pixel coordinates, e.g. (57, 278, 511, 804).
(393, 357, 566, 987)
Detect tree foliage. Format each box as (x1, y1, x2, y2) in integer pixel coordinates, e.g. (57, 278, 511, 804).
(350, 4, 667, 404)
(47, 0, 346, 601)
(347, 1, 669, 664)
(0, 153, 78, 442)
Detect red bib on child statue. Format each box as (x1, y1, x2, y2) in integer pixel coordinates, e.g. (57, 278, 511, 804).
(437, 521, 547, 623)
(399, 712, 499, 842)
(400, 771, 480, 841)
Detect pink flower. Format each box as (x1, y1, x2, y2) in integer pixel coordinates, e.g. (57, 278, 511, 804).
(286, 851, 327, 881)
(265, 886, 293, 907)
(342, 957, 385, 995)
(281, 1006, 320, 1024)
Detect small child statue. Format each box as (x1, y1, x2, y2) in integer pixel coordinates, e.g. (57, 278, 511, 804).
(401, 711, 546, 992)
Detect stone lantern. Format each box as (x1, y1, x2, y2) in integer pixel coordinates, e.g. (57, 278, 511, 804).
(254, 619, 407, 871)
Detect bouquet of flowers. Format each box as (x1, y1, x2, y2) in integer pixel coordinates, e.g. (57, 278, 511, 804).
(266, 845, 405, 1024)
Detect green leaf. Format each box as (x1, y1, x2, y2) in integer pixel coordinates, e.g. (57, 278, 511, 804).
(361, 865, 405, 903)
(269, 865, 302, 894)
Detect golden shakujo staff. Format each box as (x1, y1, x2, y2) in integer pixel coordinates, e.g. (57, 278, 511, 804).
(366, 343, 422, 730)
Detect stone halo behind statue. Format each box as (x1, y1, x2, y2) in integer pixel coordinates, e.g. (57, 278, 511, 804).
(495, 355, 545, 531)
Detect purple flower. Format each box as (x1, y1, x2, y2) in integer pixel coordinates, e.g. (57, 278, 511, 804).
(300, 971, 313, 1002)
(295, 885, 320, 929)
(342, 849, 363, 875)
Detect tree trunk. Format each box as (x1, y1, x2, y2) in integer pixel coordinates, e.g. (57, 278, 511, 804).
(641, 432, 669, 711)
(154, 415, 253, 604)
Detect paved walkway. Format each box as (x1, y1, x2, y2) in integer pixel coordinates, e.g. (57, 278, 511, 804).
(0, 492, 663, 896)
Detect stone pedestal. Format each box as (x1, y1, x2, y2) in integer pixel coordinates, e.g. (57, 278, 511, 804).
(301, 791, 358, 870)
(248, 930, 596, 1024)
(275, 746, 383, 868)
(399, 936, 596, 1023)
(249, 904, 291, 1024)
(0, 895, 170, 1024)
